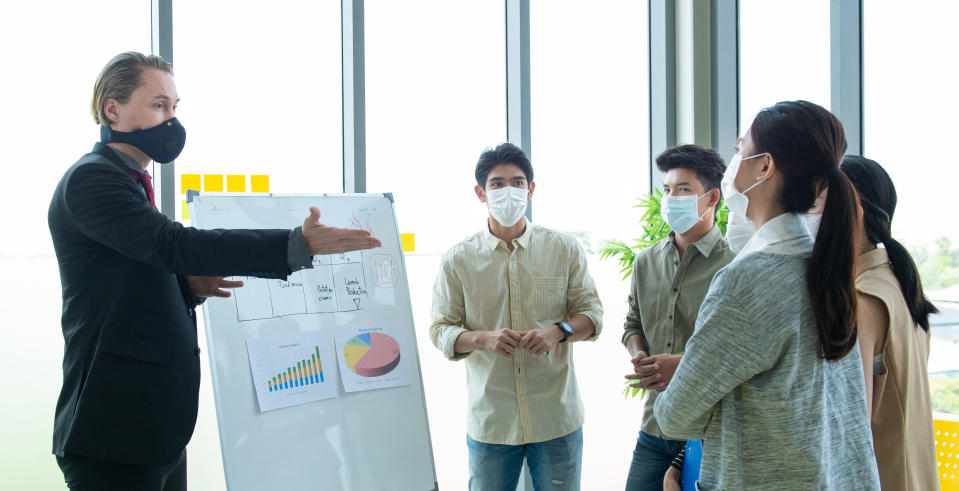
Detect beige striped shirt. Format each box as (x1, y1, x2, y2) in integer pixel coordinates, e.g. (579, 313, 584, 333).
(429, 222, 603, 445)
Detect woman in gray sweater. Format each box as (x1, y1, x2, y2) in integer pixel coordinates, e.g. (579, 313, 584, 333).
(653, 100, 881, 490)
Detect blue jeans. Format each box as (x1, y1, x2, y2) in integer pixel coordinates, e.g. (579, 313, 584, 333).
(625, 431, 686, 491)
(467, 428, 583, 491)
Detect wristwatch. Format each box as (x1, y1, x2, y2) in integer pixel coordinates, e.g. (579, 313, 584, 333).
(556, 321, 573, 343)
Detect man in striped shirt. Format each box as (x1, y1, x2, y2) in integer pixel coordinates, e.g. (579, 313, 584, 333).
(429, 143, 603, 491)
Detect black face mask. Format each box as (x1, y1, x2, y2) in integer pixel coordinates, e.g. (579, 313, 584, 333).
(100, 117, 186, 164)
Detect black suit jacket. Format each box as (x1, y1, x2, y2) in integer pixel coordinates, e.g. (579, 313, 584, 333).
(49, 144, 293, 465)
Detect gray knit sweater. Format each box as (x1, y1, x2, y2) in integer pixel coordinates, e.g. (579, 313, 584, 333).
(653, 252, 880, 490)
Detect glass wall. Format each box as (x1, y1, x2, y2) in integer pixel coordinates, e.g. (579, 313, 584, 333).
(0, 2, 151, 489)
(529, 1, 649, 488)
(864, 1, 959, 247)
(365, 2, 506, 253)
(864, 1, 959, 417)
(12, 2, 959, 489)
(173, 0, 343, 224)
(739, 0, 831, 131)
(365, 2, 506, 488)
(172, 2, 343, 488)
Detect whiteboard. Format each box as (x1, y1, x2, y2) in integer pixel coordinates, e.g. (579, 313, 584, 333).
(190, 193, 437, 491)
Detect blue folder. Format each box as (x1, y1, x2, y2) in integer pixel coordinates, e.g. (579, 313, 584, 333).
(680, 439, 703, 491)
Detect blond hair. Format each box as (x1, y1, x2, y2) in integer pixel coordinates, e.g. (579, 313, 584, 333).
(91, 52, 173, 126)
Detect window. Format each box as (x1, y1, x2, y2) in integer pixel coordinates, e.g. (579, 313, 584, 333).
(863, 2, 959, 249)
(365, 2, 506, 254)
(739, 0, 831, 130)
(173, 3, 342, 488)
(864, 1, 959, 416)
(0, 2, 151, 488)
(530, 1, 649, 488)
(530, 0, 650, 252)
(173, 1, 343, 224)
(365, 2, 506, 488)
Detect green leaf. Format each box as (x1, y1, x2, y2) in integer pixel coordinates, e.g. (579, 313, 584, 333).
(622, 379, 647, 400)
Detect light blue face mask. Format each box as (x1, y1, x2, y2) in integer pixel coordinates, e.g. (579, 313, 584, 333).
(661, 191, 711, 234)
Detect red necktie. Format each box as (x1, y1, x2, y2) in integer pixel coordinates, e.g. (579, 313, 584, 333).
(126, 168, 157, 210)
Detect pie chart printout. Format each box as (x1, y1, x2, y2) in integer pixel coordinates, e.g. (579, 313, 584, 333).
(333, 324, 411, 393)
(343, 332, 401, 377)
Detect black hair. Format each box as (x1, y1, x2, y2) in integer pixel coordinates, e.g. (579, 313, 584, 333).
(655, 144, 726, 211)
(750, 100, 860, 361)
(841, 155, 939, 330)
(475, 143, 533, 189)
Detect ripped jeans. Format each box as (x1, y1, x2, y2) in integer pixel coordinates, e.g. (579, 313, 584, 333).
(467, 428, 583, 491)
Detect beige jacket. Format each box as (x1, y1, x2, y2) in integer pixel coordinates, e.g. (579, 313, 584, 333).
(857, 247, 939, 491)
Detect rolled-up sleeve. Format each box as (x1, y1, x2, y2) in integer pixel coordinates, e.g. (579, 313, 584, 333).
(622, 259, 646, 346)
(565, 241, 603, 341)
(429, 252, 469, 360)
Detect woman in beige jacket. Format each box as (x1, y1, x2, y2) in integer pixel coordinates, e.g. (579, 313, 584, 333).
(842, 156, 940, 490)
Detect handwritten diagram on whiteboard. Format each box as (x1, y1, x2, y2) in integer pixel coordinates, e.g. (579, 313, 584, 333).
(230, 251, 372, 322)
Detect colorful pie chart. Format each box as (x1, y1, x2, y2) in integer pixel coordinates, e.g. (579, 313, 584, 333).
(342, 332, 401, 377)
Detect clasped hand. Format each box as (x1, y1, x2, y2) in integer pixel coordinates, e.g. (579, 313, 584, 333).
(624, 352, 682, 391)
(485, 326, 564, 357)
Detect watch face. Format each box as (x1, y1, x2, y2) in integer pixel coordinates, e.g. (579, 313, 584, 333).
(558, 322, 572, 340)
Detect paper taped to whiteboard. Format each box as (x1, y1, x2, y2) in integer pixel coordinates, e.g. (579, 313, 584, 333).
(335, 323, 411, 393)
(246, 331, 338, 412)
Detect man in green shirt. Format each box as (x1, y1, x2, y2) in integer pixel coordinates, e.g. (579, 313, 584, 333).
(622, 145, 735, 491)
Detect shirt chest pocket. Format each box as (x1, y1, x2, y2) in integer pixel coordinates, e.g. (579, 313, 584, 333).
(533, 276, 566, 325)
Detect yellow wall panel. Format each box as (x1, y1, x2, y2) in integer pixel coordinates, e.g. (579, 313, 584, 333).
(935, 416, 959, 490)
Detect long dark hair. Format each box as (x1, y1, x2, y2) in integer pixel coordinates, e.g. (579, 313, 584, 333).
(840, 155, 939, 330)
(750, 100, 860, 361)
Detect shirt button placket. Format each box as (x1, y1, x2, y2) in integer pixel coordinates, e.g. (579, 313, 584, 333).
(509, 252, 528, 440)
(509, 254, 519, 329)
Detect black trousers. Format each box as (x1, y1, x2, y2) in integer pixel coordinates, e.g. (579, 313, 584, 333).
(56, 449, 187, 491)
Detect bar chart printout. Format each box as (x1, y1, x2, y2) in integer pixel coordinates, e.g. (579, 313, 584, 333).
(246, 330, 338, 412)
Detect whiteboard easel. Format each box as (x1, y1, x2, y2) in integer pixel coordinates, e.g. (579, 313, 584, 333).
(190, 193, 437, 491)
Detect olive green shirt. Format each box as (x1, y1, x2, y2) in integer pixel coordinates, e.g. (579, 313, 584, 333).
(622, 225, 735, 439)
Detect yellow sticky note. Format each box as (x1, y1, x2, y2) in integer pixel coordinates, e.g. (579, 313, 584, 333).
(401, 233, 415, 252)
(180, 174, 201, 195)
(204, 174, 224, 192)
(226, 175, 246, 192)
(251, 175, 270, 193)
(181, 199, 190, 220)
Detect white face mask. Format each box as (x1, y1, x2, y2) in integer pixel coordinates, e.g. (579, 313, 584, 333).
(721, 152, 770, 219)
(485, 186, 528, 227)
(661, 192, 710, 234)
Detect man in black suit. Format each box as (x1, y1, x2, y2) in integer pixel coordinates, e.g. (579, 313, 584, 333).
(48, 52, 381, 491)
